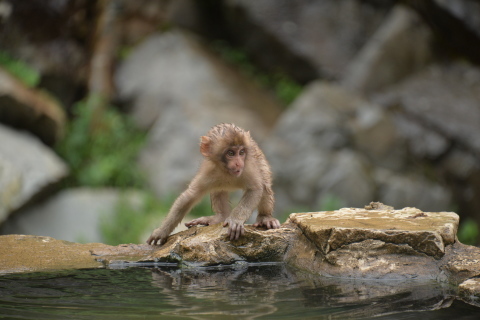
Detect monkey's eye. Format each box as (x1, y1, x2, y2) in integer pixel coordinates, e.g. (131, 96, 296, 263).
(226, 150, 235, 157)
(239, 149, 245, 156)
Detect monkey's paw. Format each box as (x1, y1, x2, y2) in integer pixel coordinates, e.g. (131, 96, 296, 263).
(253, 216, 281, 230)
(223, 218, 245, 241)
(146, 228, 169, 246)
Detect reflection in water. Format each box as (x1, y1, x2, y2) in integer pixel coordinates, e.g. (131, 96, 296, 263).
(0, 265, 478, 319)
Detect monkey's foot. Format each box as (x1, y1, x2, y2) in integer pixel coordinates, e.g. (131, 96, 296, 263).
(185, 216, 224, 228)
(253, 216, 281, 229)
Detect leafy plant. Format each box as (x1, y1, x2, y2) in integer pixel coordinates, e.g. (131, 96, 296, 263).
(100, 193, 166, 245)
(56, 99, 146, 188)
(458, 218, 479, 245)
(0, 51, 40, 87)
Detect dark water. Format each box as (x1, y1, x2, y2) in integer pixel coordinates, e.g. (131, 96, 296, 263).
(0, 264, 479, 319)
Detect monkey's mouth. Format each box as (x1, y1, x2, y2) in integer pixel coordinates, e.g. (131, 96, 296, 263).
(230, 169, 243, 177)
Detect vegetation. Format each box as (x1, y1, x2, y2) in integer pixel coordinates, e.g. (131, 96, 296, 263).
(0, 51, 40, 87)
(100, 193, 212, 245)
(213, 41, 303, 105)
(56, 98, 217, 245)
(458, 218, 480, 246)
(56, 99, 146, 188)
(100, 193, 167, 245)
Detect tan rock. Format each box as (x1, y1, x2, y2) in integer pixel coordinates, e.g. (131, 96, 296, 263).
(0, 235, 105, 274)
(1, 206, 479, 293)
(288, 207, 459, 259)
(144, 224, 295, 267)
(458, 278, 480, 307)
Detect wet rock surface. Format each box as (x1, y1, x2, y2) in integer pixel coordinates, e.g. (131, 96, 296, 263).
(0, 235, 106, 274)
(290, 207, 458, 259)
(458, 278, 480, 307)
(143, 224, 295, 267)
(1, 206, 479, 306)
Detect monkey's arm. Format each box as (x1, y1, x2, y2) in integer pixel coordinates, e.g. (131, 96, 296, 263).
(223, 188, 263, 240)
(147, 186, 205, 245)
(253, 185, 280, 229)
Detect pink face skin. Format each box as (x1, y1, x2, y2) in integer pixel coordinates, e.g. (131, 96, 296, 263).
(225, 146, 246, 177)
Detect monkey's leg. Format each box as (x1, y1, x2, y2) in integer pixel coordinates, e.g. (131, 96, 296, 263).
(224, 188, 263, 240)
(185, 191, 231, 227)
(253, 186, 280, 229)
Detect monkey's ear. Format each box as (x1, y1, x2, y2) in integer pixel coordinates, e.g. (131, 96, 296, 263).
(200, 136, 211, 157)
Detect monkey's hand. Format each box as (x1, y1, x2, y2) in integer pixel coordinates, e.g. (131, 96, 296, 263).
(223, 218, 245, 241)
(146, 228, 169, 246)
(253, 216, 281, 229)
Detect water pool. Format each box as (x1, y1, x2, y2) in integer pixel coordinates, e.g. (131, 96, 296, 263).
(0, 264, 478, 319)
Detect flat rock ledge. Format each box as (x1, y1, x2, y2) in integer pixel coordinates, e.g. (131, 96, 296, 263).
(1, 207, 480, 305)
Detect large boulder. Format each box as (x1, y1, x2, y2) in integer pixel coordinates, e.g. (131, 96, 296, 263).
(0, 188, 189, 244)
(0, 124, 68, 224)
(224, 0, 393, 80)
(1, 188, 142, 243)
(116, 30, 283, 197)
(287, 207, 458, 279)
(265, 82, 452, 213)
(342, 5, 433, 94)
(374, 62, 480, 220)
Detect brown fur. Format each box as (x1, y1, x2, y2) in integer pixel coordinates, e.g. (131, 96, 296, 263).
(147, 123, 279, 245)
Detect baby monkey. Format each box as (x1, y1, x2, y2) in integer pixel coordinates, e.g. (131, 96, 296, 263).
(147, 123, 280, 245)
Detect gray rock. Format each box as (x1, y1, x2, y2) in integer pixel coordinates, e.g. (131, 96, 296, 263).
(1, 188, 145, 243)
(343, 5, 433, 94)
(116, 30, 282, 197)
(265, 83, 390, 210)
(226, 0, 392, 79)
(374, 63, 480, 158)
(266, 81, 454, 213)
(0, 124, 68, 223)
(373, 63, 480, 217)
(315, 151, 375, 208)
(435, 0, 480, 38)
(374, 169, 452, 213)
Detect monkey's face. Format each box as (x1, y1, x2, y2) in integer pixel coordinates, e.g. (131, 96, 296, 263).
(224, 146, 246, 177)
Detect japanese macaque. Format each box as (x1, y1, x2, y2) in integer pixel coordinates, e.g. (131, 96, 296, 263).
(147, 123, 280, 246)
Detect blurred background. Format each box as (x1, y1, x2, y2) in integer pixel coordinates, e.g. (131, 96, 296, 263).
(0, 0, 479, 246)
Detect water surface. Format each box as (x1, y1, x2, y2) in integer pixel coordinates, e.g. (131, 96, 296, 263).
(0, 265, 478, 319)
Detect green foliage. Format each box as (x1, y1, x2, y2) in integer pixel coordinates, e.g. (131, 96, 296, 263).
(272, 74, 303, 106)
(458, 218, 480, 245)
(100, 193, 166, 245)
(212, 41, 303, 105)
(56, 99, 146, 188)
(101, 193, 213, 245)
(0, 51, 40, 87)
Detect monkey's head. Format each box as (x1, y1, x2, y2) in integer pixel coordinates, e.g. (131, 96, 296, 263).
(200, 123, 252, 177)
